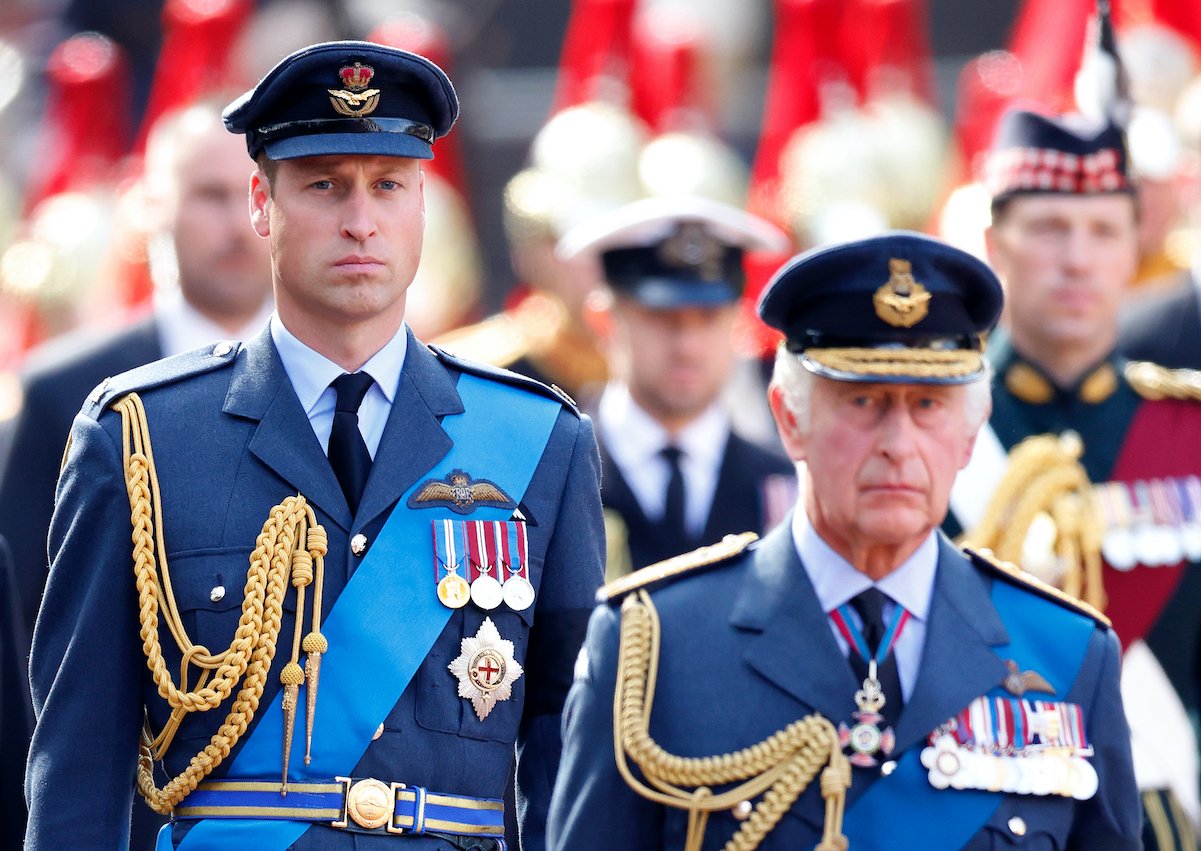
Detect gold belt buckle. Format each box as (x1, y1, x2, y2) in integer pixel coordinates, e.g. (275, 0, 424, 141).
(332, 776, 396, 831)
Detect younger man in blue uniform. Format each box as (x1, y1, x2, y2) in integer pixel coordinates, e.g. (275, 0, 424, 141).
(25, 41, 604, 850)
(547, 232, 1140, 849)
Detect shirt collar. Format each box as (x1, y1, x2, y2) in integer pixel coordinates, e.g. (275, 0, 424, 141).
(598, 381, 729, 466)
(792, 510, 938, 621)
(270, 314, 407, 414)
(154, 288, 273, 358)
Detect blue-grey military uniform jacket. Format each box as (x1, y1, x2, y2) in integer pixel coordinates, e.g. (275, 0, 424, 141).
(547, 522, 1141, 850)
(25, 327, 605, 850)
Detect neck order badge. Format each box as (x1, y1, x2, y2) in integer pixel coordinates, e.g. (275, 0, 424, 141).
(171, 374, 561, 849)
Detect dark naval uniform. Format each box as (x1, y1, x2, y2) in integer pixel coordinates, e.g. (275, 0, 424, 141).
(598, 430, 793, 570)
(25, 41, 605, 851)
(549, 526, 1138, 850)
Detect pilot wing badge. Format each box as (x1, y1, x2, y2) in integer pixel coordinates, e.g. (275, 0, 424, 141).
(409, 469, 516, 515)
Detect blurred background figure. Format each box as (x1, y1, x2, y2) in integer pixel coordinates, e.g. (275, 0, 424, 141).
(956, 101, 1201, 849)
(1119, 46, 1201, 370)
(559, 196, 795, 579)
(0, 96, 272, 651)
(0, 97, 272, 848)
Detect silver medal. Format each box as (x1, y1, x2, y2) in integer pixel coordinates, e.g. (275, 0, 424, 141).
(502, 575, 535, 611)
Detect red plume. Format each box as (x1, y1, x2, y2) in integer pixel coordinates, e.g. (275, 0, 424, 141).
(369, 16, 469, 194)
(552, 0, 637, 113)
(24, 33, 131, 212)
(840, 0, 935, 103)
(134, 0, 253, 153)
(630, 7, 715, 133)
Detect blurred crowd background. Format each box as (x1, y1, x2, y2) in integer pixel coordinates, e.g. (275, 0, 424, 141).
(1, 0, 1201, 399)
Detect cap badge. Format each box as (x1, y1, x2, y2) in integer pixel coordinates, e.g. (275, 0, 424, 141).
(658, 222, 724, 280)
(328, 62, 380, 117)
(874, 258, 931, 328)
(448, 617, 524, 721)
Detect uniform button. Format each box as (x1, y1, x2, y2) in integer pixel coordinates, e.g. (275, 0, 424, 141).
(351, 533, 368, 556)
(210, 585, 226, 603)
(880, 760, 898, 776)
(1008, 816, 1027, 837)
(213, 341, 233, 357)
(372, 723, 384, 741)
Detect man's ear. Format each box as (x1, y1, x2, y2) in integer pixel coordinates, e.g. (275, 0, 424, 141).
(249, 170, 271, 238)
(768, 384, 807, 463)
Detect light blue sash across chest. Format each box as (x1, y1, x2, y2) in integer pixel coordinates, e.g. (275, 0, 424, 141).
(172, 372, 561, 849)
(842, 580, 1096, 850)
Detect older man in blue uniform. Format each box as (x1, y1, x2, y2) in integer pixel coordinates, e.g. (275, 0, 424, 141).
(547, 232, 1140, 849)
(25, 42, 604, 850)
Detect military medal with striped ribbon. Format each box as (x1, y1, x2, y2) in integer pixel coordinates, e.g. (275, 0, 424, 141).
(433, 519, 470, 608)
(830, 602, 910, 767)
(465, 520, 504, 610)
(922, 696, 1097, 799)
(500, 521, 535, 611)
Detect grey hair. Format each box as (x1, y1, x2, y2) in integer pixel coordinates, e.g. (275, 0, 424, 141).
(770, 347, 992, 436)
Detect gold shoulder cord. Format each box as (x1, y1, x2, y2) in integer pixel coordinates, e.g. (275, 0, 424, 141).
(961, 432, 1105, 611)
(113, 392, 329, 813)
(613, 590, 850, 851)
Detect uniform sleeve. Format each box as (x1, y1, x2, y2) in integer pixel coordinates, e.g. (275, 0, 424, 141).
(516, 412, 606, 850)
(25, 413, 145, 850)
(1068, 626, 1142, 849)
(546, 601, 665, 851)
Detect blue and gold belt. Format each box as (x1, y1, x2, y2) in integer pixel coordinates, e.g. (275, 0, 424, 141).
(175, 778, 505, 839)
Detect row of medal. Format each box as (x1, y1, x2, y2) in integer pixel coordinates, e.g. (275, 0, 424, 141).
(920, 696, 1097, 800)
(1095, 475, 1201, 569)
(433, 519, 535, 612)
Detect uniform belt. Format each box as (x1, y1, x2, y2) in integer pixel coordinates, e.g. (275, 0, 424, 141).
(175, 777, 505, 839)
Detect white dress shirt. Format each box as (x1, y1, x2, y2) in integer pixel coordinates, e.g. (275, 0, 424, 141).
(270, 314, 408, 459)
(154, 289, 274, 358)
(792, 511, 938, 701)
(598, 382, 728, 538)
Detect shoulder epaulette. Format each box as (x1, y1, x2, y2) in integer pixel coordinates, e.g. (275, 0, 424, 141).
(85, 341, 241, 418)
(431, 312, 532, 371)
(1125, 360, 1201, 402)
(429, 344, 579, 414)
(964, 547, 1111, 629)
(597, 532, 759, 604)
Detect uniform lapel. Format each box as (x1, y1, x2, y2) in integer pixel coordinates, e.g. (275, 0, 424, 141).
(224, 328, 352, 530)
(893, 536, 1009, 753)
(731, 521, 858, 725)
(355, 334, 461, 529)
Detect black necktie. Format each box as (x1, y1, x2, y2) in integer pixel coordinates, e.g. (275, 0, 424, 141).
(328, 372, 374, 514)
(660, 445, 687, 546)
(848, 587, 904, 725)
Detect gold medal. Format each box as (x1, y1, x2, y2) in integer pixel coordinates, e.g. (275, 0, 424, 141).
(437, 571, 470, 609)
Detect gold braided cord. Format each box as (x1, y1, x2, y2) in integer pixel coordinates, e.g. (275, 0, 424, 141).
(1125, 361, 1201, 401)
(614, 591, 850, 851)
(961, 433, 1106, 612)
(113, 392, 327, 814)
(807, 347, 982, 379)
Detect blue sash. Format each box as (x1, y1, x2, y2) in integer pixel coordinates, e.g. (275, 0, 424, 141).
(170, 374, 561, 850)
(843, 579, 1096, 850)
